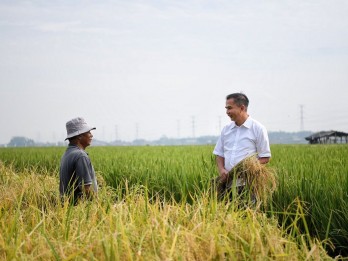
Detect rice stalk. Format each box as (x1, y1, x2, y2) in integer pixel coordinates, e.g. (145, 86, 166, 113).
(238, 156, 277, 205)
(213, 155, 277, 207)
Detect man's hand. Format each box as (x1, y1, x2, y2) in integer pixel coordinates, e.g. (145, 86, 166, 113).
(216, 155, 229, 182)
(258, 157, 270, 164)
(83, 184, 95, 200)
(219, 169, 229, 182)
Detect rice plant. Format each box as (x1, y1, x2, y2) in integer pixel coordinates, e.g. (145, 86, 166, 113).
(0, 144, 347, 258)
(0, 162, 333, 260)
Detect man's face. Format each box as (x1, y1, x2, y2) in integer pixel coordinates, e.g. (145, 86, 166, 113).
(79, 131, 93, 148)
(225, 98, 242, 121)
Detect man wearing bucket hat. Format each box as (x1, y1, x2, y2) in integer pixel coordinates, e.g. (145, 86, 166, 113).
(59, 117, 98, 204)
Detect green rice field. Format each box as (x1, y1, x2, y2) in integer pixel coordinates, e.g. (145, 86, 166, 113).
(0, 144, 347, 260)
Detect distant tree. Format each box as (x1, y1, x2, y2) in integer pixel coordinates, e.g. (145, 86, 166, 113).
(8, 136, 35, 147)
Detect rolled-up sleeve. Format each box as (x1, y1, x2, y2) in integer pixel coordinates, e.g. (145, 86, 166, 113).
(213, 130, 225, 157)
(256, 126, 271, 158)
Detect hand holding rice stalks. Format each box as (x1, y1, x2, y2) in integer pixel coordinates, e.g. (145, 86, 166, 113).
(213, 155, 277, 206)
(235, 156, 277, 205)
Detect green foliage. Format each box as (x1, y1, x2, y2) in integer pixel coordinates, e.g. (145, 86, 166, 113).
(7, 136, 35, 147)
(0, 163, 333, 260)
(270, 144, 348, 256)
(0, 144, 347, 256)
(91, 146, 216, 203)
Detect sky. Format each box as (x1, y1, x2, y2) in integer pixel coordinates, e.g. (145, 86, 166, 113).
(1, 0, 348, 144)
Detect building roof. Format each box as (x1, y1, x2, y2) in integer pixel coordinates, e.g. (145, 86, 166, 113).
(305, 130, 348, 141)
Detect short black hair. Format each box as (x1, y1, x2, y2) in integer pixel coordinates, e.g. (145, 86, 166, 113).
(226, 93, 249, 108)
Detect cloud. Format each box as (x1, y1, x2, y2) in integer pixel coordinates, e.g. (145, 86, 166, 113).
(1, 0, 348, 143)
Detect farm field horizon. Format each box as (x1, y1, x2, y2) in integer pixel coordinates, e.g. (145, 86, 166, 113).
(0, 144, 347, 260)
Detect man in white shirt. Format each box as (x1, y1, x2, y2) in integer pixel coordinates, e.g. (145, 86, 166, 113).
(213, 93, 271, 197)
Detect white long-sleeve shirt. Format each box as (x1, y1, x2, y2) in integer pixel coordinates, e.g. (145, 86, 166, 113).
(213, 116, 271, 172)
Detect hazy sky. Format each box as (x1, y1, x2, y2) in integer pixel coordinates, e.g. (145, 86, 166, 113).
(1, 0, 348, 144)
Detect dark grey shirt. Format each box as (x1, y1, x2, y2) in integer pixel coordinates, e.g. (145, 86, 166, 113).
(59, 144, 98, 201)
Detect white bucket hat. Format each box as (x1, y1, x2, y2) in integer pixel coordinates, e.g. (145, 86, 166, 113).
(65, 117, 96, 140)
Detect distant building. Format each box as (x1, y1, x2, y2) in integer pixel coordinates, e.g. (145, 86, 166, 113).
(305, 131, 348, 144)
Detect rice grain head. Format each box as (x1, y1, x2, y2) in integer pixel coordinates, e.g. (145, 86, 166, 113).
(233, 155, 277, 206)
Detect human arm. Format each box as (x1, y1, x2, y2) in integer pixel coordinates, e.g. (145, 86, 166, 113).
(82, 184, 95, 200)
(255, 124, 271, 164)
(216, 155, 229, 182)
(213, 127, 231, 181)
(258, 157, 270, 164)
(76, 155, 98, 199)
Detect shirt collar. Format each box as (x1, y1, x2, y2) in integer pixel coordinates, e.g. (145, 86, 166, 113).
(68, 144, 83, 150)
(230, 116, 252, 129)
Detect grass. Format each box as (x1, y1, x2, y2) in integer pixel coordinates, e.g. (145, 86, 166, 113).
(0, 162, 334, 260)
(270, 145, 348, 256)
(0, 144, 347, 258)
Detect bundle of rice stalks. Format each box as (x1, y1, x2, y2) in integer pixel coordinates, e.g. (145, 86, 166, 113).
(238, 156, 277, 204)
(213, 155, 277, 206)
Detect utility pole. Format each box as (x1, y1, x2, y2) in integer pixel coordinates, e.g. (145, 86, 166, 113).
(135, 123, 139, 140)
(191, 116, 195, 138)
(300, 104, 304, 131)
(177, 120, 180, 138)
(115, 125, 118, 141)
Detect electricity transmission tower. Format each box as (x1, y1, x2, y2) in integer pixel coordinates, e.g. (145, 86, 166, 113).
(300, 105, 304, 131)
